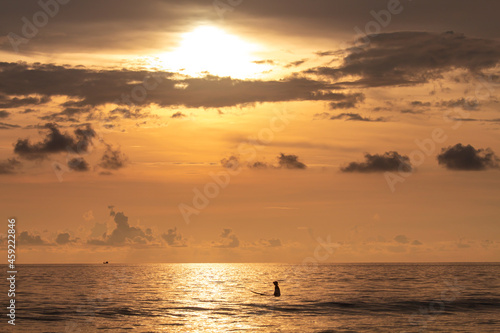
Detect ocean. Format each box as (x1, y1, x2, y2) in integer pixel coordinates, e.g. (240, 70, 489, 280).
(2, 263, 499, 332)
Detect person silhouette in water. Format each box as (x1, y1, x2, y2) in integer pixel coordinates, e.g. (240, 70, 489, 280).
(273, 281, 281, 297)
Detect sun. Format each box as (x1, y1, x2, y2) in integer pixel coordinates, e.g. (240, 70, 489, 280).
(153, 26, 269, 79)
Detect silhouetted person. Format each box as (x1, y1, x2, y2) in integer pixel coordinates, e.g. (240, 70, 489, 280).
(273, 281, 280, 297)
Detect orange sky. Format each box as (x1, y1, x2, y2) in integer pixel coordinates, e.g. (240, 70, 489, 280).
(1, 0, 499, 263)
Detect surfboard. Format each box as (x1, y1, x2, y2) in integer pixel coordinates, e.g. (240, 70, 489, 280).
(249, 290, 268, 296)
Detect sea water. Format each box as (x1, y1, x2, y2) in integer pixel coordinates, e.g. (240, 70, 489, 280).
(1, 263, 499, 332)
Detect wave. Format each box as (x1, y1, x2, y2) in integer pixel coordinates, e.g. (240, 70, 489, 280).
(14, 297, 500, 322)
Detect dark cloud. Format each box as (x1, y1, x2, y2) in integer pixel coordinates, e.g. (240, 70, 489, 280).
(402, 101, 431, 114)
(306, 32, 500, 88)
(55, 233, 77, 245)
(437, 143, 499, 170)
(315, 51, 336, 57)
(0, 0, 215, 54)
(107, 107, 151, 120)
(435, 98, 479, 111)
(40, 107, 91, 122)
(0, 95, 50, 108)
(400, 109, 424, 115)
(0, 110, 10, 118)
(68, 157, 90, 172)
(394, 235, 410, 244)
(330, 112, 385, 122)
(221, 155, 241, 169)
(98, 145, 127, 170)
(278, 153, 307, 169)
(226, 153, 307, 170)
(0, 62, 363, 109)
(249, 161, 269, 169)
(0, 122, 20, 129)
(88, 210, 153, 246)
(13, 123, 95, 160)
(2, 0, 500, 56)
(253, 60, 275, 65)
(161, 228, 187, 247)
(214, 228, 239, 248)
(0, 158, 22, 175)
(171, 111, 186, 118)
(341, 151, 412, 173)
(285, 59, 307, 68)
(329, 93, 364, 109)
(410, 101, 431, 108)
(448, 117, 500, 123)
(18, 231, 45, 246)
(412, 240, 423, 246)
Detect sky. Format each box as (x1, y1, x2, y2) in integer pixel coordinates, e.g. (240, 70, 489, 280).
(0, 0, 499, 263)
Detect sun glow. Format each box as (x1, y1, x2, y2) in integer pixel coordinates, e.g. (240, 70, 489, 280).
(153, 26, 269, 79)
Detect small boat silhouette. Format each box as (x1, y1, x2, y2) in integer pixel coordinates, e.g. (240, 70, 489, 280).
(103, 261, 109, 264)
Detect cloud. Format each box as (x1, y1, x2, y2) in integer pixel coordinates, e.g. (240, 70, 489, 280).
(249, 161, 269, 169)
(330, 112, 385, 122)
(0, 63, 365, 109)
(261, 238, 282, 247)
(400, 109, 424, 115)
(68, 157, 90, 171)
(253, 59, 275, 65)
(0, 122, 21, 129)
(436, 98, 479, 111)
(401, 101, 431, 114)
(0, 158, 21, 174)
(410, 101, 431, 108)
(13, 123, 96, 160)
(437, 143, 499, 170)
(171, 111, 186, 118)
(88, 209, 153, 246)
(341, 151, 412, 173)
(221, 155, 241, 169)
(394, 235, 410, 244)
(278, 153, 307, 169)
(447, 117, 500, 123)
(0, 110, 10, 118)
(161, 228, 187, 247)
(306, 31, 500, 87)
(225, 153, 307, 170)
(18, 231, 45, 246)
(98, 145, 127, 170)
(40, 107, 91, 122)
(285, 59, 307, 68)
(0, 95, 51, 108)
(329, 93, 365, 109)
(213, 228, 240, 248)
(89, 222, 107, 239)
(412, 240, 423, 246)
(55, 233, 78, 245)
